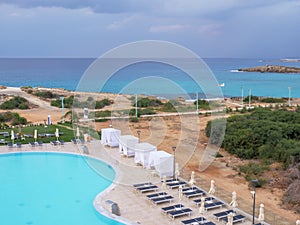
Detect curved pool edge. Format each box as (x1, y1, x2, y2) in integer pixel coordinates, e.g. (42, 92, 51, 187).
(0, 149, 137, 225)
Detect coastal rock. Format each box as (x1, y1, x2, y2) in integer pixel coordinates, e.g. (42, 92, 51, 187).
(238, 65, 300, 73)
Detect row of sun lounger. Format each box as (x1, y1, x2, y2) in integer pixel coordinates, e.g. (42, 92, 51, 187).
(29, 141, 43, 147)
(134, 182, 159, 193)
(182, 217, 217, 225)
(133, 180, 248, 224)
(50, 140, 64, 146)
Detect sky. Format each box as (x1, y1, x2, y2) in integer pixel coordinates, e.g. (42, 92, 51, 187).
(0, 0, 299, 58)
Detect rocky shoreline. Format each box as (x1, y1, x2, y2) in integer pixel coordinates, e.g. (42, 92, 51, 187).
(239, 65, 300, 73)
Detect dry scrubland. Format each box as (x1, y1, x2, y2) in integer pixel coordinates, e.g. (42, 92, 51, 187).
(0, 86, 299, 224)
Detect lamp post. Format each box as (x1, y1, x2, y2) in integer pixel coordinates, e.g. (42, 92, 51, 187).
(288, 87, 291, 107)
(137, 130, 141, 143)
(172, 146, 176, 178)
(251, 179, 259, 224)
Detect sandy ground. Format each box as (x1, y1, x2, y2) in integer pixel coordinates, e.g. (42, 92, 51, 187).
(1, 87, 299, 224)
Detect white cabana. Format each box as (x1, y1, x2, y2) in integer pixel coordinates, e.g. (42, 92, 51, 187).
(148, 150, 174, 178)
(134, 142, 157, 167)
(101, 128, 121, 147)
(118, 135, 139, 157)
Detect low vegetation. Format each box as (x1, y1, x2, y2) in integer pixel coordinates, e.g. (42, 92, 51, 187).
(0, 96, 30, 110)
(206, 108, 300, 182)
(0, 112, 27, 126)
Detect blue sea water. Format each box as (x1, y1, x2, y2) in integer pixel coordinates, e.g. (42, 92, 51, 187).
(1, 58, 300, 98)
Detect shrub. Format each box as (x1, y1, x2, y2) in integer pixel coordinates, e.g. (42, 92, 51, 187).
(0, 96, 29, 110)
(133, 97, 163, 107)
(261, 97, 285, 103)
(95, 99, 113, 109)
(34, 91, 58, 99)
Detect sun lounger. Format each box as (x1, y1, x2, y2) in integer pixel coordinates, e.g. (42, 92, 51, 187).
(205, 201, 224, 210)
(51, 141, 58, 146)
(168, 208, 192, 219)
(213, 210, 234, 221)
(133, 182, 152, 188)
(162, 204, 184, 213)
(182, 216, 206, 224)
(38, 141, 43, 146)
(203, 222, 216, 225)
(7, 143, 13, 148)
(58, 140, 64, 145)
(167, 181, 187, 189)
(16, 142, 22, 148)
(183, 189, 205, 198)
(29, 142, 36, 147)
(147, 192, 167, 199)
(222, 214, 245, 224)
(166, 178, 180, 183)
(136, 185, 158, 193)
(151, 195, 174, 205)
(194, 197, 215, 206)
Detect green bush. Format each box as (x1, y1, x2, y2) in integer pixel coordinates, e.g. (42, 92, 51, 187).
(0, 112, 27, 125)
(0, 96, 29, 110)
(207, 108, 300, 165)
(260, 97, 285, 103)
(51, 96, 74, 108)
(133, 97, 163, 107)
(34, 91, 59, 99)
(95, 99, 113, 109)
(162, 102, 177, 112)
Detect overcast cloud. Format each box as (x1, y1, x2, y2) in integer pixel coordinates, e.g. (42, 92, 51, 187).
(0, 0, 299, 57)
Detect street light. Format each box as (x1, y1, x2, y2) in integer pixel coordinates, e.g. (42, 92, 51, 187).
(137, 130, 141, 143)
(251, 179, 259, 224)
(172, 146, 176, 178)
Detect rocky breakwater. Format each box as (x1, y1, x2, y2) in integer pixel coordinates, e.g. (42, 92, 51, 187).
(238, 65, 300, 73)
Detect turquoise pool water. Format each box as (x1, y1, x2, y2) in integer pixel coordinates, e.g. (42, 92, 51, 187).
(0, 152, 124, 225)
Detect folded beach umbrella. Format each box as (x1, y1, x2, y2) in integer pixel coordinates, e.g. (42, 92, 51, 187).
(76, 127, 80, 139)
(258, 203, 264, 223)
(175, 163, 180, 180)
(161, 176, 167, 190)
(34, 129, 38, 143)
(178, 185, 183, 203)
(55, 128, 59, 141)
(226, 212, 233, 225)
(11, 130, 15, 144)
(229, 191, 238, 211)
(199, 197, 205, 214)
(208, 180, 216, 195)
(188, 171, 195, 188)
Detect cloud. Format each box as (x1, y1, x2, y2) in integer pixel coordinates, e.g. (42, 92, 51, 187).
(149, 24, 189, 33)
(106, 16, 136, 30)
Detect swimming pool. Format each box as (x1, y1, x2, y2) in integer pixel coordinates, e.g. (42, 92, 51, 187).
(0, 152, 124, 225)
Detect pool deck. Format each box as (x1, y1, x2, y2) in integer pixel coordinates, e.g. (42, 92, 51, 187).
(0, 141, 254, 225)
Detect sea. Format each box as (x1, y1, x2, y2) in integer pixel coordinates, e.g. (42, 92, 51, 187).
(1, 58, 300, 98)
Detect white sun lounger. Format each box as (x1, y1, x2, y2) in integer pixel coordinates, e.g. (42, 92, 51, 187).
(151, 195, 174, 205)
(168, 208, 192, 220)
(222, 214, 245, 224)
